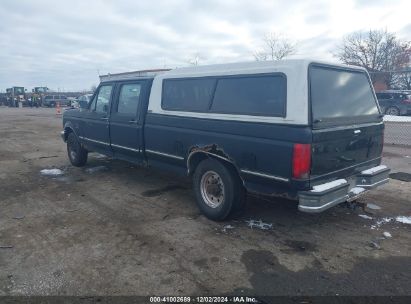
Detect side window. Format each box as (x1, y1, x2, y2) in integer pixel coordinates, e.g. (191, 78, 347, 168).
(162, 78, 216, 111)
(95, 85, 113, 113)
(210, 75, 286, 116)
(89, 94, 97, 110)
(117, 83, 142, 114)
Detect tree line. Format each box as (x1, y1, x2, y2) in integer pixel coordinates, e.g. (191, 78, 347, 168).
(253, 29, 411, 90)
(187, 29, 410, 90)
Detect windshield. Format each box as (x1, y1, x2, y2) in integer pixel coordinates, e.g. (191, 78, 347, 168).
(310, 66, 380, 127)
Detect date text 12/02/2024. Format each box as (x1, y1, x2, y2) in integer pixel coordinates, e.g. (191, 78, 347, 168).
(149, 296, 259, 303)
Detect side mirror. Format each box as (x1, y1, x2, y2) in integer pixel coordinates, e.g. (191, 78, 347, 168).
(79, 100, 88, 109)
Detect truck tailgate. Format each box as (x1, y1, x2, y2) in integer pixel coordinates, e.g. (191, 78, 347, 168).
(310, 122, 384, 184)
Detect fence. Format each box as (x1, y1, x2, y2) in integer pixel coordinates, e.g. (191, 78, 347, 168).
(384, 116, 411, 146)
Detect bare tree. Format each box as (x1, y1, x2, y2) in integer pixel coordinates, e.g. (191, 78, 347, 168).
(335, 30, 410, 88)
(90, 85, 97, 93)
(187, 52, 203, 66)
(254, 32, 297, 61)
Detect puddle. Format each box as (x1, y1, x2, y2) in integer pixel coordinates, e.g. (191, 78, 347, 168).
(141, 185, 187, 197)
(283, 240, 317, 253)
(389, 172, 411, 182)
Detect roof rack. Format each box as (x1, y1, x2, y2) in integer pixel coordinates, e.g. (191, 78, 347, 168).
(99, 69, 171, 82)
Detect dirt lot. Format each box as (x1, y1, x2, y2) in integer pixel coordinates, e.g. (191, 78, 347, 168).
(0, 107, 410, 297)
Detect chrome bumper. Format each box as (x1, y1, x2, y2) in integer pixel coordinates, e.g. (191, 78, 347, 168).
(298, 165, 390, 213)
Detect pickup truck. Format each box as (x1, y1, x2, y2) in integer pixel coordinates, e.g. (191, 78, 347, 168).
(61, 60, 390, 221)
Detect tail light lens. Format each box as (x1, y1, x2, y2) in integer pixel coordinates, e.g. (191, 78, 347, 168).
(292, 143, 311, 179)
(401, 99, 411, 104)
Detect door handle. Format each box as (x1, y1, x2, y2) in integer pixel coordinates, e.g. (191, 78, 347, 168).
(100, 117, 108, 121)
(128, 119, 137, 124)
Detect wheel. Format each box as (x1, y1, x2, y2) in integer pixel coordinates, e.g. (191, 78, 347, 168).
(385, 106, 400, 116)
(67, 132, 88, 167)
(193, 158, 244, 221)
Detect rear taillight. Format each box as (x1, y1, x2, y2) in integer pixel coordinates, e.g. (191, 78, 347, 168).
(401, 99, 411, 104)
(292, 143, 311, 179)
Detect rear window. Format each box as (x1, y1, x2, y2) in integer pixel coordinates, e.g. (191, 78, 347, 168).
(310, 66, 379, 126)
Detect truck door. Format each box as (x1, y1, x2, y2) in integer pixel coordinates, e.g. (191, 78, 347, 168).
(82, 84, 113, 155)
(109, 81, 145, 161)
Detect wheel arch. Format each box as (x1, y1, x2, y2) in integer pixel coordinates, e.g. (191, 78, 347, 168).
(63, 122, 78, 142)
(187, 145, 244, 186)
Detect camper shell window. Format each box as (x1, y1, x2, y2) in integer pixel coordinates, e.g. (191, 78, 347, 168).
(161, 73, 287, 117)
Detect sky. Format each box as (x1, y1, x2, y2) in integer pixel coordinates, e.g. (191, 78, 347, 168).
(0, 0, 410, 91)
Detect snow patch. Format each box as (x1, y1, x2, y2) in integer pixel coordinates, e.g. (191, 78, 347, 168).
(358, 214, 373, 220)
(396, 216, 411, 225)
(361, 165, 387, 175)
(371, 217, 393, 230)
(85, 166, 108, 173)
(245, 219, 272, 230)
(350, 187, 366, 195)
(383, 231, 392, 238)
(383, 115, 411, 122)
(40, 169, 63, 176)
(311, 179, 347, 192)
(367, 203, 381, 210)
(222, 225, 235, 233)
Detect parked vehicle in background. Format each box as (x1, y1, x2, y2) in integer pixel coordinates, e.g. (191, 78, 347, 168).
(61, 61, 390, 221)
(43, 95, 69, 107)
(6, 87, 26, 107)
(376, 91, 411, 116)
(31, 87, 49, 107)
(76, 94, 93, 108)
(0, 93, 7, 106)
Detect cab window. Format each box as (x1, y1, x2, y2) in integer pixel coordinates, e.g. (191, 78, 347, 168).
(117, 83, 142, 114)
(94, 85, 112, 113)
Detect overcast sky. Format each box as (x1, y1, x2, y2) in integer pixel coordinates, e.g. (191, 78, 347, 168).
(0, 0, 410, 91)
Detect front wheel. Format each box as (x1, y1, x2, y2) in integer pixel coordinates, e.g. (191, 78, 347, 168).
(193, 158, 244, 221)
(67, 133, 88, 167)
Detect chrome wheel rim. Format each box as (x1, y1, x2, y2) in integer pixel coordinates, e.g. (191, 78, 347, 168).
(200, 170, 225, 208)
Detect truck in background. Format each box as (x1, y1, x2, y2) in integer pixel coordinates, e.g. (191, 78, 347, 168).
(31, 87, 49, 107)
(6, 87, 26, 107)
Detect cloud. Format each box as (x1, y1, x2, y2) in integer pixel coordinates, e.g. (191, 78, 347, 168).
(0, 0, 409, 91)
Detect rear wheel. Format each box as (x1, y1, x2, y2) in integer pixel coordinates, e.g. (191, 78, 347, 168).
(385, 106, 400, 116)
(67, 133, 88, 167)
(193, 158, 244, 221)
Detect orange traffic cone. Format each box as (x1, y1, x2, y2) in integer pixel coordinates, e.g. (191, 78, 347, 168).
(56, 102, 61, 115)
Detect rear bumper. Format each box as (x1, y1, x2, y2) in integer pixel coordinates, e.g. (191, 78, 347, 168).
(298, 165, 390, 213)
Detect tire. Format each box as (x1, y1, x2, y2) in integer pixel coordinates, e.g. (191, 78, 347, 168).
(67, 132, 88, 167)
(385, 106, 400, 116)
(193, 158, 244, 221)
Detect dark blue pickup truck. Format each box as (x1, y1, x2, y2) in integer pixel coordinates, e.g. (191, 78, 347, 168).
(61, 60, 390, 221)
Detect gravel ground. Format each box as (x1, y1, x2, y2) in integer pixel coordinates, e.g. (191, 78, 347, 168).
(0, 107, 410, 297)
